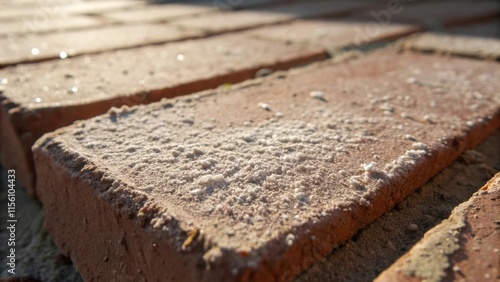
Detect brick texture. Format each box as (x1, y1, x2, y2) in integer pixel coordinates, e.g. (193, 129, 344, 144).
(0, 24, 204, 67)
(247, 19, 421, 51)
(0, 1, 143, 22)
(375, 173, 500, 282)
(172, 0, 374, 34)
(402, 32, 500, 60)
(0, 15, 104, 36)
(0, 34, 325, 195)
(33, 49, 499, 281)
(101, 4, 216, 24)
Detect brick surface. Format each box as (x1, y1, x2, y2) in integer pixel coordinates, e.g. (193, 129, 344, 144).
(172, 0, 374, 34)
(247, 18, 420, 51)
(0, 1, 144, 22)
(33, 50, 500, 281)
(101, 4, 216, 24)
(0, 34, 325, 195)
(402, 32, 500, 60)
(297, 131, 500, 282)
(352, 0, 499, 27)
(0, 15, 104, 36)
(0, 24, 205, 67)
(375, 173, 500, 282)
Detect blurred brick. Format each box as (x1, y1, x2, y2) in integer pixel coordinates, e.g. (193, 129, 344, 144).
(402, 32, 500, 60)
(172, 0, 374, 34)
(375, 173, 500, 282)
(33, 50, 499, 281)
(0, 34, 325, 195)
(352, 0, 499, 28)
(0, 1, 144, 22)
(447, 20, 500, 38)
(0, 15, 104, 36)
(101, 4, 215, 24)
(248, 18, 421, 51)
(0, 24, 204, 67)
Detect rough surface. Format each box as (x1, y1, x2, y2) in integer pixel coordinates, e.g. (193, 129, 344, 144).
(0, 33, 325, 195)
(247, 19, 420, 52)
(0, 24, 204, 67)
(0, 168, 83, 281)
(402, 32, 500, 60)
(296, 131, 500, 282)
(376, 173, 500, 282)
(33, 50, 500, 281)
(3, 131, 499, 281)
(172, 0, 373, 34)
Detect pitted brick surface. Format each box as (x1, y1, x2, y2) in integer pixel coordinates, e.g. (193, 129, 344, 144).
(0, 34, 325, 194)
(375, 173, 500, 282)
(33, 50, 500, 281)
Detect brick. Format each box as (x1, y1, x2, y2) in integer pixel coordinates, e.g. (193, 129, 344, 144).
(0, 34, 326, 195)
(352, 0, 499, 27)
(33, 50, 500, 281)
(0, 15, 104, 36)
(0, 1, 144, 22)
(101, 4, 216, 24)
(172, 0, 374, 34)
(375, 173, 500, 282)
(247, 19, 421, 52)
(402, 32, 500, 60)
(297, 131, 500, 282)
(0, 24, 204, 67)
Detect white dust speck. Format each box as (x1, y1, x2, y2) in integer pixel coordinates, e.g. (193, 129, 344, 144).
(309, 91, 325, 100)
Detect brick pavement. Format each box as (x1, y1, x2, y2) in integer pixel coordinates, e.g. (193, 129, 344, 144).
(33, 48, 499, 280)
(0, 0, 499, 281)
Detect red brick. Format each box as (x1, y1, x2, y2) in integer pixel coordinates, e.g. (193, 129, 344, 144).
(0, 24, 204, 67)
(0, 1, 144, 22)
(33, 50, 500, 281)
(0, 15, 104, 36)
(0, 34, 326, 195)
(172, 0, 375, 34)
(402, 32, 500, 60)
(247, 18, 421, 51)
(375, 173, 500, 282)
(101, 4, 216, 24)
(352, 0, 499, 27)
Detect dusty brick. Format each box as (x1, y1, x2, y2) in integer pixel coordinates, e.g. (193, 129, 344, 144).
(0, 1, 144, 22)
(33, 50, 500, 281)
(0, 15, 104, 36)
(172, 0, 375, 34)
(352, 0, 499, 27)
(101, 4, 216, 24)
(0, 34, 326, 195)
(247, 19, 421, 52)
(402, 32, 500, 60)
(375, 173, 500, 282)
(0, 23, 205, 67)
